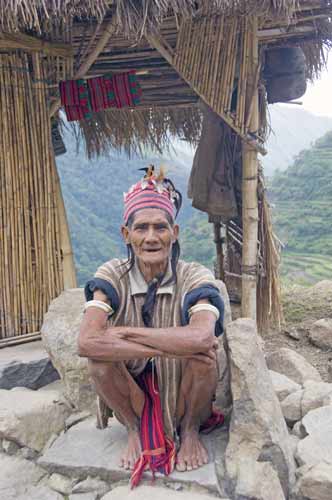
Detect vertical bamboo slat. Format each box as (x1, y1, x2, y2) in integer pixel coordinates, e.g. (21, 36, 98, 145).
(0, 51, 66, 339)
(170, 15, 249, 136)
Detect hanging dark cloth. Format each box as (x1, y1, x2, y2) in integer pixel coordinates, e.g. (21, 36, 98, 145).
(188, 102, 238, 222)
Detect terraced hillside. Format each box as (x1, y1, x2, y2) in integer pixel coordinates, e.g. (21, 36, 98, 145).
(270, 130, 332, 285)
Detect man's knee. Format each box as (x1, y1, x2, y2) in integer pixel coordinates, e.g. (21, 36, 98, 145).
(187, 356, 217, 378)
(88, 360, 115, 380)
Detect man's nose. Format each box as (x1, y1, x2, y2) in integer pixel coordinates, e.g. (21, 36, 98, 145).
(145, 226, 158, 242)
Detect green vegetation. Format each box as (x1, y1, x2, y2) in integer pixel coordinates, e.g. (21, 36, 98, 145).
(57, 123, 332, 288)
(269, 130, 332, 286)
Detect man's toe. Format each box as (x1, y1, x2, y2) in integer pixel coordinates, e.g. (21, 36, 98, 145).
(176, 458, 187, 472)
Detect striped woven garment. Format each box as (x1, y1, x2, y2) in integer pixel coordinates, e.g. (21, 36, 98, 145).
(130, 367, 176, 488)
(60, 71, 142, 121)
(131, 365, 224, 488)
(59, 79, 92, 121)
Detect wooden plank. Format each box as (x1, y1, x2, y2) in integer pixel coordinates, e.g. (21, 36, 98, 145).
(0, 32, 73, 58)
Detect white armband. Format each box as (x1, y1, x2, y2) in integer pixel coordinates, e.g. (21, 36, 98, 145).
(84, 300, 113, 315)
(188, 303, 220, 321)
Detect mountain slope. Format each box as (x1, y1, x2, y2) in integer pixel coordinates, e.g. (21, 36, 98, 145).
(269, 130, 332, 285)
(262, 106, 332, 175)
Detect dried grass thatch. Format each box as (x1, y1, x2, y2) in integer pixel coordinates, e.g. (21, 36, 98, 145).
(300, 19, 332, 80)
(257, 167, 284, 331)
(0, 0, 301, 35)
(73, 106, 201, 158)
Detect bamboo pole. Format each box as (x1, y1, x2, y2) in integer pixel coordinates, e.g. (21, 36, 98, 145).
(241, 17, 259, 320)
(213, 222, 225, 281)
(54, 168, 77, 289)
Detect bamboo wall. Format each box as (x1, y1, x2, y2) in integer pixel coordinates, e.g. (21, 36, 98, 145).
(174, 15, 252, 138)
(0, 51, 70, 339)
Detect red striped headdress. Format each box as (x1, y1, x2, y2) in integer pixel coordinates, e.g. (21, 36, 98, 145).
(123, 166, 181, 225)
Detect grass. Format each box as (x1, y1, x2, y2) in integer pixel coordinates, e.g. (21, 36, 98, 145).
(281, 251, 332, 287)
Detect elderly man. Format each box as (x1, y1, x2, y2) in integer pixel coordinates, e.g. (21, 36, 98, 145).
(78, 167, 225, 487)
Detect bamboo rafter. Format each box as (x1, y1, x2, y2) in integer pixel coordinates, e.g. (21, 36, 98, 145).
(0, 32, 73, 58)
(148, 15, 261, 147)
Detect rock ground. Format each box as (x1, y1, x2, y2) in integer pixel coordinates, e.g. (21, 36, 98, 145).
(1, 280, 331, 500)
(263, 280, 332, 383)
(39, 416, 226, 495)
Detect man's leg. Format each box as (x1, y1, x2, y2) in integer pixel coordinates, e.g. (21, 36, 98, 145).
(176, 355, 218, 471)
(88, 360, 145, 470)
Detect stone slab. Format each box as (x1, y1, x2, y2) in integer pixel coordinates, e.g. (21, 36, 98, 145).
(0, 341, 59, 390)
(0, 452, 47, 499)
(39, 417, 227, 495)
(101, 484, 226, 500)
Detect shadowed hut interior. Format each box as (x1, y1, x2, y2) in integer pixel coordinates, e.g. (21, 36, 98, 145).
(1, 0, 332, 344)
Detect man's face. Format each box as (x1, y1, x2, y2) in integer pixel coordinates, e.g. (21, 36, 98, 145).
(121, 208, 179, 268)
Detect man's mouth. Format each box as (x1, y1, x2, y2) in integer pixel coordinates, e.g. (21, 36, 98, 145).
(143, 248, 161, 253)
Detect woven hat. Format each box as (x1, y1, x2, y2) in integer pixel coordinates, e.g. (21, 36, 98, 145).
(123, 166, 182, 225)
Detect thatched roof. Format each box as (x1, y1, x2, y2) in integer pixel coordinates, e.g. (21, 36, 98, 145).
(0, 1, 301, 34)
(1, 1, 332, 155)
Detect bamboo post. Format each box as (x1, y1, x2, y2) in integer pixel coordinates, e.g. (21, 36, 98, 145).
(213, 221, 225, 281)
(54, 167, 77, 289)
(241, 17, 259, 320)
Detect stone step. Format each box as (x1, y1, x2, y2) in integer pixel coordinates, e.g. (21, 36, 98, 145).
(0, 340, 59, 390)
(39, 417, 228, 496)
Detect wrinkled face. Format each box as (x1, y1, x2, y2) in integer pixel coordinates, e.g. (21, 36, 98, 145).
(121, 208, 179, 267)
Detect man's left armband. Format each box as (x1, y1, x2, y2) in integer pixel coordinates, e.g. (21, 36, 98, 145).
(188, 303, 220, 321)
(181, 284, 224, 336)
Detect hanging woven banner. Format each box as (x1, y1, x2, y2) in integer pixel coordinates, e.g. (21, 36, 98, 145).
(60, 71, 142, 121)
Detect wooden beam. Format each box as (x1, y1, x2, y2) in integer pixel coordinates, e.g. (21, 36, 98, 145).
(0, 332, 41, 349)
(241, 17, 259, 321)
(0, 32, 73, 58)
(49, 17, 117, 117)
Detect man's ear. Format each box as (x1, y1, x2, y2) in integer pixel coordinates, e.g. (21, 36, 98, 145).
(121, 225, 130, 244)
(172, 224, 179, 242)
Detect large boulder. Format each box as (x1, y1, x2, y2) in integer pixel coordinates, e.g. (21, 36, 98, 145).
(301, 381, 332, 416)
(218, 318, 295, 499)
(265, 348, 321, 385)
(41, 288, 95, 411)
(281, 381, 332, 426)
(281, 390, 303, 426)
(269, 370, 301, 402)
(296, 462, 332, 500)
(0, 341, 59, 390)
(295, 406, 332, 468)
(308, 319, 332, 350)
(0, 385, 70, 451)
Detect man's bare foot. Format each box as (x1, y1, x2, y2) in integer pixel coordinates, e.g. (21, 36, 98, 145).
(176, 430, 209, 472)
(120, 429, 141, 470)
